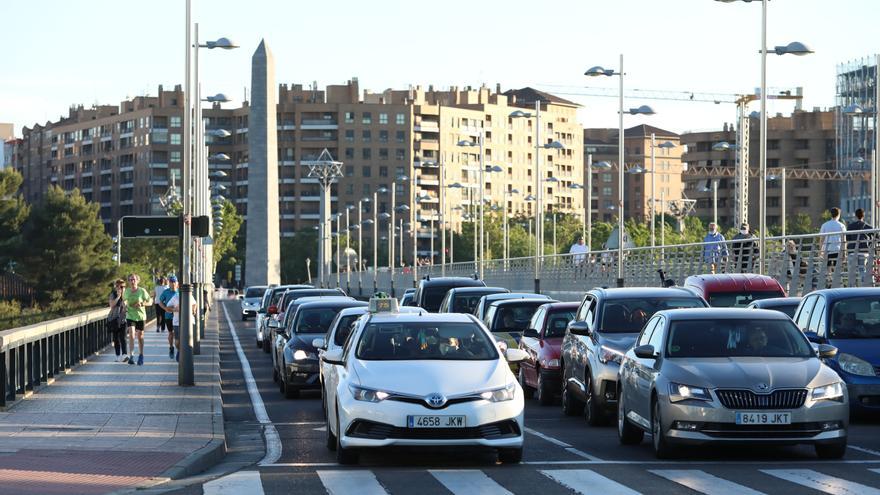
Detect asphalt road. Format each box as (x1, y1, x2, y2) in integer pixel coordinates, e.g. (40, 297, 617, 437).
(182, 301, 880, 494)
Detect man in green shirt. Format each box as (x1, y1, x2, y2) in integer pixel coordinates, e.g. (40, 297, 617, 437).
(123, 273, 152, 366)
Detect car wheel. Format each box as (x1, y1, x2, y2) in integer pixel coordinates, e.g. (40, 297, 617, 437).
(652, 399, 676, 459)
(618, 387, 644, 445)
(584, 373, 605, 426)
(272, 366, 278, 383)
(815, 440, 847, 459)
(498, 447, 523, 464)
(336, 412, 358, 464)
(561, 380, 585, 416)
(519, 367, 535, 399)
(263, 336, 271, 353)
(325, 403, 337, 451)
(536, 371, 554, 406)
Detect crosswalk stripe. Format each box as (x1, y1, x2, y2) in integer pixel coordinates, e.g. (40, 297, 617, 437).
(203, 470, 264, 495)
(650, 469, 765, 495)
(540, 469, 641, 495)
(762, 469, 880, 495)
(430, 469, 513, 495)
(317, 470, 388, 495)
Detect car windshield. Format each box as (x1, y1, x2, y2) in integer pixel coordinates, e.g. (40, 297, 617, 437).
(245, 288, 265, 298)
(333, 314, 362, 346)
(545, 310, 576, 338)
(293, 307, 347, 334)
(492, 302, 547, 332)
(423, 286, 457, 312)
(600, 298, 705, 333)
(356, 322, 498, 360)
(708, 290, 784, 308)
(451, 292, 500, 313)
(666, 319, 814, 358)
(830, 297, 880, 339)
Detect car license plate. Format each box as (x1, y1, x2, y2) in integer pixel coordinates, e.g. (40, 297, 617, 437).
(407, 415, 466, 428)
(735, 411, 791, 425)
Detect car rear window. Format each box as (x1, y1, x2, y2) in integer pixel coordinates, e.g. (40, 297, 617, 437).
(600, 298, 706, 333)
(245, 288, 265, 298)
(492, 302, 547, 332)
(423, 286, 456, 312)
(545, 310, 576, 338)
(708, 290, 785, 308)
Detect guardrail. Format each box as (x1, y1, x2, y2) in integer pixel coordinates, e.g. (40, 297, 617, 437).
(330, 229, 880, 298)
(0, 306, 154, 408)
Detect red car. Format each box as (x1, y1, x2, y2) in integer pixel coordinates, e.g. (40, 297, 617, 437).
(683, 273, 786, 307)
(517, 302, 579, 405)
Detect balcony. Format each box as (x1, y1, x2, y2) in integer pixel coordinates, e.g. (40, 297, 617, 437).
(301, 119, 338, 130)
(416, 178, 440, 186)
(150, 162, 169, 169)
(120, 183, 134, 189)
(414, 122, 440, 133)
(119, 165, 134, 173)
(149, 180, 169, 187)
(299, 213, 320, 220)
(278, 123, 296, 131)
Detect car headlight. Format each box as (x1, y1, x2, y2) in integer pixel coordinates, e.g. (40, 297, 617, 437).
(480, 382, 516, 402)
(598, 345, 624, 365)
(292, 350, 317, 360)
(669, 383, 712, 403)
(838, 353, 877, 376)
(349, 385, 390, 403)
(811, 382, 846, 402)
(541, 358, 560, 369)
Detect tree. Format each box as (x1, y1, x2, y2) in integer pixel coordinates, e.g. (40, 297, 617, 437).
(212, 199, 243, 273)
(16, 187, 115, 305)
(788, 213, 815, 235)
(0, 168, 30, 269)
(280, 229, 319, 284)
(121, 238, 178, 276)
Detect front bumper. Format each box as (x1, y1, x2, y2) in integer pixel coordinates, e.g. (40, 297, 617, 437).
(337, 391, 524, 449)
(846, 382, 880, 412)
(591, 359, 621, 411)
(285, 360, 321, 389)
(659, 394, 849, 446)
(540, 368, 562, 392)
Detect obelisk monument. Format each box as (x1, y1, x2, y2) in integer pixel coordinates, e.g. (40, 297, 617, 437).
(245, 39, 281, 285)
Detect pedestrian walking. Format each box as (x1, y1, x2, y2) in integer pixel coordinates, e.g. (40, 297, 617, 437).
(820, 207, 846, 286)
(569, 235, 589, 266)
(158, 276, 179, 359)
(153, 277, 168, 333)
(107, 279, 129, 362)
(702, 222, 729, 273)
(730, 223, 759, 273)
(846, 208, 874, 285)
(167, 286, 197, 363)
(123, 273, 152, 366)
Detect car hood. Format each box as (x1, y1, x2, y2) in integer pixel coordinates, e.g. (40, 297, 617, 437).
(288, 333, 323, 352)
(597, 332, 639, 353)
(351, 359, 508, 397)
(827, 338, 880, 365)
(663, 357, 836, 390)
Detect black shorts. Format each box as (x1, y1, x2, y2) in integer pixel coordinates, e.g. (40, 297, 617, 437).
(164, 317, 174, 333)
(126, 319, 145, 331)
(827, 252, 839, 267)
(155, 305, 165, 325)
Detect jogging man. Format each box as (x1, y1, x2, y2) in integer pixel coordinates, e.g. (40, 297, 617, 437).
(154, 277, 168, 333)
(167, 287, 197, 362)
(123, 273, 152, 366)
(158, 276, 179, 359)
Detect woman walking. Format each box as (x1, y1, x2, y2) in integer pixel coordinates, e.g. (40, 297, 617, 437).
(108, 279, 129, 362)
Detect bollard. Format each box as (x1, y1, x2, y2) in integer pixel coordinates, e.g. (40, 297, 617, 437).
(178, 284, 195, 386)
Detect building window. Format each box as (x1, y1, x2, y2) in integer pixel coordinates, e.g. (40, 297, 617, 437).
(170, 133, 181, 145)
(602, 187, 613, 196)
(379, 148, 389, 160)
(362, 149, 372, 160)
(379, 166, 388, 177)
(379, 130, 389, 143)
(395, 149, 405, 161)
(345, 130, 354, 142)
(345, 183, 354, 194)
(363, 166, 372, 177)
(602, 173, 612, 183)
(362, 112, 372, 124)
(170, 116, 181, 128)
(379, 113, 388, 124)
(345, 165, 354, 177)
(362, 130, 371, 143)
(345, 148, 354, 159)
(170, 151, 181, 162)
(344, 111, 354, 124)
(396, 113, 405, 125)
(396, 131, 405, 143)
(363, 183, 371, 195)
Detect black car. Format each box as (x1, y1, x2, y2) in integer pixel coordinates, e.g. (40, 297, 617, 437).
(438, 286, 510, 314)
(411, 276, 486, 312)
(257, 284, 311, 351)
(561, 287, 708, 425)
(746, 296, 802, 318)
(268, 288, 346, 354)
(274, 298, 367, 398)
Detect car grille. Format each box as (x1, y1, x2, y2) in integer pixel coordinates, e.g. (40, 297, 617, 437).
(715, 389, 807, 410)
(346, 419, 521, 440)
(698, 422, 831, 439)
(387, 396, 481, 410)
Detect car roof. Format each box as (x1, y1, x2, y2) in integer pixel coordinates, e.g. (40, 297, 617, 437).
(296, 299, 368, 310)
(272, 284, 312, 293)
(540, 301, 580, 311)
(367, 311, 478, 324)
(749, 297, 802, 307)
(489, 298, 557, 308)
(590, 287, 702, 299)
(656, 307, 791, 321)
(420, 277, 485, 287)
(483, 292, 550, 302)
(683, 273, 784, 292)
(448, 286, 508, 295)
(245, 285, 269, 290)
(804, 287, 880, 301)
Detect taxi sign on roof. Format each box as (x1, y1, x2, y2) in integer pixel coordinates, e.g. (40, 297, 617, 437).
(369, 297, 399, 313)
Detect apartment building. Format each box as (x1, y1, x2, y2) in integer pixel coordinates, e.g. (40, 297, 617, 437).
(583, 125, 683, 223)
(681, 109, 837, 229)
(14, 82, 583, 262)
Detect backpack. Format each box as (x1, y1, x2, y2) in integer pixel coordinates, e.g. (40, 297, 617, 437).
(108, 290, 127, 329)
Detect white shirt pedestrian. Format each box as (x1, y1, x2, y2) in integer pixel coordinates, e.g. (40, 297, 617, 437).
(569, 239, 589, 264)
(820, 217, 846, 254)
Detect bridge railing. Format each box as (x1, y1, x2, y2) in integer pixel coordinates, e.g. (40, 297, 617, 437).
(332, 229, 880, 298)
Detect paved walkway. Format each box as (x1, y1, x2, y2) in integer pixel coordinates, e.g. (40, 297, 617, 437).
(0, 314, 224, 495)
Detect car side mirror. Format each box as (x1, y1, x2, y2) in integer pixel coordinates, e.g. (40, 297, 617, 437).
(322, 348, 344, 365)
(505, 348, 529, 363)
(817, 344, 838, 359)
(523, 328, 539, 339)
(634, 344, 656, 359)
(312, 337, 326, 350)
(568, 321, 592, 337)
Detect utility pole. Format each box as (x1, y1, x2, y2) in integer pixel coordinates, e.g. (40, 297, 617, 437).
(308, 149, 343, 288)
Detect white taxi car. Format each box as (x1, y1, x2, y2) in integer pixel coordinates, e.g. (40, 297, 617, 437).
(319, 298, 527, 464)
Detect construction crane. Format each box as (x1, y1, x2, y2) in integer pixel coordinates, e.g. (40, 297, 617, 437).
(538, 84, 804, 227)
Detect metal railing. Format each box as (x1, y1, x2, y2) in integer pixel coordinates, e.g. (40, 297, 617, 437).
(331, 229, 880, 298)
(0, 306, 154, 408)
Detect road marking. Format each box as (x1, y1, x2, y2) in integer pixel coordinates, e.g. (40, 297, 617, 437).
(259, 462, 340, 467)
(430, 470, 512, 495)
(540, 469, 641, 495)
(851, 445, 880, 457)
(203, 470, 264, 495)
(317, 470, 388, 495)
(872, 468, 880, 475)
(650, 469, 765, 495)
(523, 427, 605, 461)
(762, 469, 880, 495)
(222, 304, 282, 466)
(522, 459, 880, 466)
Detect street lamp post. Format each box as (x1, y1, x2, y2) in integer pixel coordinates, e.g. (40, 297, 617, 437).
(701, 179, 719, 226)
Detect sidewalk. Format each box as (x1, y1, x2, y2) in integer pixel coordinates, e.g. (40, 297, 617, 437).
(0, 314, 224, 495)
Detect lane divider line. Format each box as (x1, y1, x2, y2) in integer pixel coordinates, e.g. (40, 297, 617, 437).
(523, 426, 605, 461)
(222, 303, 282, 466)
(850, 445, 880, 457)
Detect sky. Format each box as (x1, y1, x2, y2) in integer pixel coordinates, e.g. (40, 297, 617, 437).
(2, 0, 878, 136)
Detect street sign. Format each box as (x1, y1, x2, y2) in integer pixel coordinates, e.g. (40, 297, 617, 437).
(121, 216, 210, 238)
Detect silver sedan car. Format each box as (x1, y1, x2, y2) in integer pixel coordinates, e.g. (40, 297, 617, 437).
(618, 308, 848, 459)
